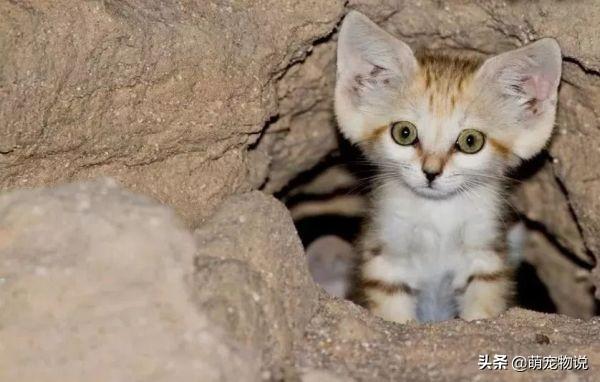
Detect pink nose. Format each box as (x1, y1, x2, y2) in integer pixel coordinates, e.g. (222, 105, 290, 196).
(421, 155, 444, 182)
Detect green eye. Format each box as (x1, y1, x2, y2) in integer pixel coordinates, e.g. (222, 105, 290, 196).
(456, 129, 485, 154)
(390, 121, 418, 146)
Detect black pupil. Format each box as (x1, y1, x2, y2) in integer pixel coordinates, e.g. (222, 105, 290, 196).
(466, 134, 475, 146)
(401, 127, 411, 138)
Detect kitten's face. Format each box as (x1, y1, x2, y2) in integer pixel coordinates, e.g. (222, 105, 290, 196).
(335, 11, 562, 199)
(371, 55, 507, 199)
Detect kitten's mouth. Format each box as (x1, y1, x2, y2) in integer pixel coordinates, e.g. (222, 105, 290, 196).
(411, 184, 458, 200)
(394, 174, 460, 200)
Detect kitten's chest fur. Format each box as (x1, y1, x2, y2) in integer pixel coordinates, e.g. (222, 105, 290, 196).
(372, 181, 500, 270)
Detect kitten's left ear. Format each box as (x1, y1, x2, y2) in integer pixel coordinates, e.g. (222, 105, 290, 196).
(476, 38, 562, 159)
(335, 11, 417, 143)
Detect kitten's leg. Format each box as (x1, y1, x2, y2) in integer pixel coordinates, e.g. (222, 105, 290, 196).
(459, 252, 513, 321)
(364, 286, 416, 324)
(360, 255, 417, 324)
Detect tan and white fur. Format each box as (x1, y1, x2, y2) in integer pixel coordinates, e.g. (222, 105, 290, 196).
(335, 11, 562, 323)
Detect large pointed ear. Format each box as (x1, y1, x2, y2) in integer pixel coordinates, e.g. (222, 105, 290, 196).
(335, 11, 417, 143)
(475, 38, 562, 160)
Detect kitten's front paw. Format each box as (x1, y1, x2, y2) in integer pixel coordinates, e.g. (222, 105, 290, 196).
(460, 269, 512, 322)
(459, 306, 501, 321)
(366, 289, 417, 324)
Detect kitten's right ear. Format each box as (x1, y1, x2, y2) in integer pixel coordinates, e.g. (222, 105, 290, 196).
(475, 39, 562, 160)
(335, 11, 417, 143)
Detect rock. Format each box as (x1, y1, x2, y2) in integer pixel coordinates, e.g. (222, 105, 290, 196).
(513, 165, 590, 265)
(297, 299, 600, 381)
(192, 191, 320, 371)
(258, 41, 340, 193)
(301, 369, 351, 382)
(289, 195, 367, 223)
(285, 166, 368, 222)
(553, 81, 600, 296)
(0, 0, 344, 226)
(287, 166, 360, 198)
(524, 231, 596, 318)
(0, 179, 259, 382)
(2, 179, 600, 381)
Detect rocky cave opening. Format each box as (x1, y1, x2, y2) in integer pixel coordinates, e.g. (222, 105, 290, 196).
(276, 133, 599, 319)
(252, 1, 600, 321)
(3, 1, 600, 380)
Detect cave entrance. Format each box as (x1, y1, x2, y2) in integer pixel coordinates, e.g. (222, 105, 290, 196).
(276, 137, 598, 319)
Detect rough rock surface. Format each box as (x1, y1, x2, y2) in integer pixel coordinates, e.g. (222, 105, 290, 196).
(0, 179, 260, 382)
(192, 191, 319, 375)
(0, 0, 344, 227)
(257, 41, 340, 193)
(524, 231, 596, 319)
(298, 300, 600, 381)
(1, 180, 599, 381)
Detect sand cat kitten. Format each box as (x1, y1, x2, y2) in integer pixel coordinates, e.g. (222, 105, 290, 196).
(335, 11, 561, 323)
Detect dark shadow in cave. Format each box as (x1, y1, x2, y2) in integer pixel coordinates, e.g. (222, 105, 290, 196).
(515, 262, 557, 313)
(294, 214, 364, 248)
(508, 149, 549, 181)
